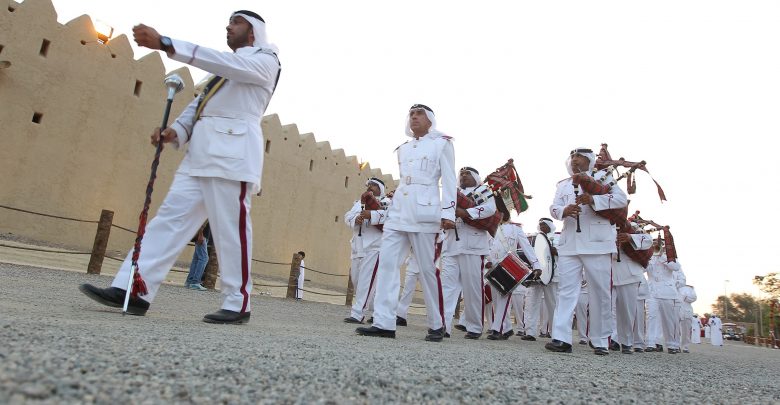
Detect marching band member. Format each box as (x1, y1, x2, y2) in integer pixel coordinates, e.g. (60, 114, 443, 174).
(647, 238, 683, 353)
(487, 221, 541, 340)
(545, 147, 628, 355)
(356, 104, 457, 341)
(441, 167, 497, 339)
(610, 224, 653, 354)
(79, 10, 281, 323)
(343, 178, 389, 323)
(575, 277, 589, 345)
(296, 252, 305, 300)
(521, 220, 557, 342)
(511, 282, 529, 337)
(677, 275, 697, 353)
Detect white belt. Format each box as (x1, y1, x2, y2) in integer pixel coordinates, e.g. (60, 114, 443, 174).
(200, 109, 262, 122)
(403, 176, 435, 186)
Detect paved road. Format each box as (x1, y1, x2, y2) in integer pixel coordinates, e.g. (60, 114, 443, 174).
(1, 263, 779, 404)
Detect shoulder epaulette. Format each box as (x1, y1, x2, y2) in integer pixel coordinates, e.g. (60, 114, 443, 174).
(393, 141, 409, 152)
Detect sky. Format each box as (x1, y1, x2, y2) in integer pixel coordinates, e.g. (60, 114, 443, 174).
(47, 0, 780, 316)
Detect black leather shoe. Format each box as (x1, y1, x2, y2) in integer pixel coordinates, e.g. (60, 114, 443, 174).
(396, 316, 407, 326)
(343, 317, 363, 324)
(667, 348, 681, 354)
(203, 309, 250, 324)
(539, 332, 552, 338)
(487, 330, 508, 340)
(518, 331, 526, 337)
(521, 335, 536, 341)
(656, 344, 663, 352)
(609, 340, 621, 351)
(594, 347, 609, 355)
(79, 284, 149, 316)
(621, 344, 633, 354)
(579, 339, 588, 345)
(464, 332, 481, 339)
(425, 327, 445, 342)
(503, 330, 515, 338)
(545, 339, 572, 353)
(454, 324, 467, 332)
(644, 346, 655, 352)
(445, 332, 451, 338)
(634, 347, 645, 353)
(367, 317, 373, 323)
(356, 326, 395, 338)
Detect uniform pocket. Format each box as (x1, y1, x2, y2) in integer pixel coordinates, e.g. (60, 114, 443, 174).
(207, 117, 248, 159)
(588, 219, 613, 242)
(416, 187, 440, 222)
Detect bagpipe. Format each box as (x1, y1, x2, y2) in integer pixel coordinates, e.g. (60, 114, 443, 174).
(456, 159, 531, 237)
(571, 144, 666, 231)
(357, 190, 389, 235)
(628, 211, 678, 263)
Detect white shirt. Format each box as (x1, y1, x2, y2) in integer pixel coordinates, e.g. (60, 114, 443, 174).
(488, 223, 541, 270)
(384, 132, 456, 233)
(442, 186, 497, 256)
(549, 170, 628, 256)
(647, 252, 682, 299)
(344, 199, 388, 259)
(611, 234, 653, 286)
(168, 40, 280, 192)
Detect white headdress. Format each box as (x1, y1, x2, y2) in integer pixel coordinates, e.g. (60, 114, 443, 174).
(231, 10, 279, 53)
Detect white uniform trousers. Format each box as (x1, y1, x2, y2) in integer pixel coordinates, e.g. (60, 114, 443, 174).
(524, 285, 544, 337)
(611, 282, 640, 347)
(112, 173, 253, 312)
(646, 297, 662, 347)
(350, 261, 360, 298)
(576, 290, 589, 341)
(372, 230, 444, 331)
(552, 254, 612, 347)
(349, 251, 380, 321)
(541, 282, 558, 335)
(442, 254, 485, 334)
(490, 285, 513, 333)
(633, 299, 646, 348)
(657, 298, 681, 349)
(680, 317, 691, 350)
(396, 265, 422, 320)
(511, 286, 528, 334)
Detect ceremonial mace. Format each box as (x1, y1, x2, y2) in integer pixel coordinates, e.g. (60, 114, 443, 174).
(122, 74, 184, 314)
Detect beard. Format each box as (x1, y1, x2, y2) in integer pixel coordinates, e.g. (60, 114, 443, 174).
(227, 30, 251, 49)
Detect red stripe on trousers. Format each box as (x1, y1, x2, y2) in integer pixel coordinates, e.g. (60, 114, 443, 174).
(434, 235, 445, 328)
(238, 182, 249, 313)
(360, 254, 381, 319)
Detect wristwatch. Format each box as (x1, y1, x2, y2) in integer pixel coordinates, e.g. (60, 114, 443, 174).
(159, 36, 173, 52)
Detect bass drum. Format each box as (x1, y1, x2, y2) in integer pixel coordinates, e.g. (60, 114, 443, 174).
(532, 233, 555, 285)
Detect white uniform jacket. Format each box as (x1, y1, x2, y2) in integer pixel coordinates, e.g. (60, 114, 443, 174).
(168, 40, 281, 192)
(647, 253, 682, 299)
(384, 132, 456, 233)
(344, 200, 388, 259)
(489, 224, 541, 270)
(637, 278, 650, 300)
(678, 285, 697, 318)
(611, 234, 653, 286)
(549, 171, 628, 256)
(442, 186, 496, 256)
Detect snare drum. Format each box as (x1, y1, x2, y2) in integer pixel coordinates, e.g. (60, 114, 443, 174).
(485, 252, 533, 295)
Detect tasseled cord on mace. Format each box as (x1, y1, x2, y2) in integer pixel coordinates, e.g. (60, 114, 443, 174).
(122, 74, 185, 315)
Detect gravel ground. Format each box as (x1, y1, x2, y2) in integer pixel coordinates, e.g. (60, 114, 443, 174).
(1, 263, 779, 404)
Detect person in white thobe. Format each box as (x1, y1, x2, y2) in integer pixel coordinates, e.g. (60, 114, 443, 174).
(709, 315, 724, 346)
